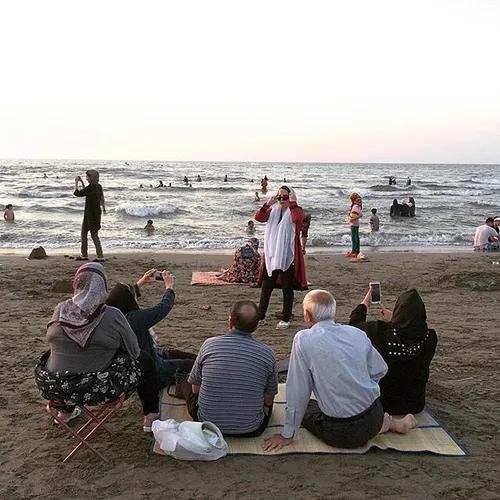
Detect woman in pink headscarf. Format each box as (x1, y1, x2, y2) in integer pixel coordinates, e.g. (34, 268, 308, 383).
(346, 192, 362, 258)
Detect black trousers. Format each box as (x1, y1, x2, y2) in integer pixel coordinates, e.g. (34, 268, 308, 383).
(258, 265, 295, 322)
(179, 381, 273, 438)
(136, 350, 160, 415)
(301, 399, 384, 449)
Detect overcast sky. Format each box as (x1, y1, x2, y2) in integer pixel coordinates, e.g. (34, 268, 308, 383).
(1, 0, 499, 163)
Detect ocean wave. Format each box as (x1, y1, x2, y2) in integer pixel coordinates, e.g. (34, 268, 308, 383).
(18, 188, 71, 199)
(113, 203, 184, 217)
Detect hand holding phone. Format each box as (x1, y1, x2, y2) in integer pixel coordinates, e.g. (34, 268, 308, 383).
(369, 281, 381, 304)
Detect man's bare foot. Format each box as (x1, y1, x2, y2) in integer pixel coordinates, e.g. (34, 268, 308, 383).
(143, 413, 160, 432)
(380, 413, 417, 435)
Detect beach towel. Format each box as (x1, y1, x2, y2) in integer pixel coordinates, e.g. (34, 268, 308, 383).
(190, 271, 248, 286)
(153, 384, 466, 457)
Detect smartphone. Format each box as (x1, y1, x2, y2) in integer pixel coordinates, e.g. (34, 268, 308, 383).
(369, 281, 381, 304)
(154, 271, 163, 281)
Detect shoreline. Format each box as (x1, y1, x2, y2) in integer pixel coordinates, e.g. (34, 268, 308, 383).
(0, 244, 475, 257)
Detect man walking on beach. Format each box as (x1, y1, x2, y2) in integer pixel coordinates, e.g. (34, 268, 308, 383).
(175, 300, 278, 437)
(74, 170, 106, 261)
(263, 290, 416, 452)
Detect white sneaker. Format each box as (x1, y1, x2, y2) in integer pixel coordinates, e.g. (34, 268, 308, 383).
(276, 320, 290, 330)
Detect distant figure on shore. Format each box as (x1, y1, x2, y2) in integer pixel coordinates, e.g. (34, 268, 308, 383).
(408, 197, 416, 217)
(254, 191, 260, 202)
(406, 177, 412, 186)
(168, 183, 172, 187)
(474, 217, 500, 251)
(301, 212, 312, 254)
(370, 208, 380, 232)
(247, 220, 255, 234)
(144, 219, 155, 232)
(494, 217, 500, 234)
(156, 180, 164, 188)
(183, 176, 189, 185)
(74, 170, 105, 262)
(196, 175, 202, 182)
(346, 193, 362, 258)
(283, 177, 287, 182)
(3, 204, 15, 222)
(390, 199, 401, 218)
(261, 177, 268, 193)
(139, 184, 144, 188)
(224, 174, 228, 182)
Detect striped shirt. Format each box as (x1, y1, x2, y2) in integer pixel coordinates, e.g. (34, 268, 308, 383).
(188, 329, 278, 434)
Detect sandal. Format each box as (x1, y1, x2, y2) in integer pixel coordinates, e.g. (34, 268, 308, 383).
(54, 407, 82, 424)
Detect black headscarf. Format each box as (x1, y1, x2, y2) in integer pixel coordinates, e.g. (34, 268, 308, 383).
(106, 283, 139, 314)
(386, 289, 430, 359)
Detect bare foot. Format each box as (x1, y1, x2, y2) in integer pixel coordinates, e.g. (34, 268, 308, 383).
(390, 414, 417, 434)
(143, 413, 160, 429)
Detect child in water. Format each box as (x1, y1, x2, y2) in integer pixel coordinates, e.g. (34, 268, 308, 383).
(4, 204, 15, 222)
(144, 219, 155, 232)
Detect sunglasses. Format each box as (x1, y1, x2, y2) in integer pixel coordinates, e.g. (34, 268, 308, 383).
(276, 195, 289, 201)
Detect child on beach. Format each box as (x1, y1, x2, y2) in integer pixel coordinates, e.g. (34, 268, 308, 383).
(346, 193, 362, 258)
(144, 219, 155, 232)
(370, 208, 379, 232)
(3, 204, 15, 222)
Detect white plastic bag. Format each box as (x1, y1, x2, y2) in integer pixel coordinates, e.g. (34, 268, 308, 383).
(152, 419, 229, 461)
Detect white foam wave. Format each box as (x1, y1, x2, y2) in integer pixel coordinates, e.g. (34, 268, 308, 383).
(114, 203, 180, 217)
(18, 189, 69, 199)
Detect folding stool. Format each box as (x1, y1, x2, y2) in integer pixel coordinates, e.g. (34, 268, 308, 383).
(46, 393, 126, 463)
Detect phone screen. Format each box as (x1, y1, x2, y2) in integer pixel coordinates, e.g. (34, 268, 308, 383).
(370, 282, 381, 302)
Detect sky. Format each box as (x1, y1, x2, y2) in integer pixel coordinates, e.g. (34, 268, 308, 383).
(1, 0, 499, 163)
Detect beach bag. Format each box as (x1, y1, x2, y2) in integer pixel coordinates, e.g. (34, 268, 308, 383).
(152, 419, 229, 461)
(28, 246, 47, 260)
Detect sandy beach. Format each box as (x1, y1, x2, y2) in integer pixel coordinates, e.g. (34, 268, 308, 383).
(1, 249, 499, 500)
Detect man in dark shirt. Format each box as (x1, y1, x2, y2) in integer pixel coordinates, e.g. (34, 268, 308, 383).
(74, 169, 106, 261)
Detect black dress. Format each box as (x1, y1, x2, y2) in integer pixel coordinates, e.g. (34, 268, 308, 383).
(349, 303, 437, 415)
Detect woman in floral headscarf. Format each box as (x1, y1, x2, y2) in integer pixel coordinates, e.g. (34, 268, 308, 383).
(218, 237, 261, 285)
(346, 192, 362, 258)
(35, 262, 160, 432)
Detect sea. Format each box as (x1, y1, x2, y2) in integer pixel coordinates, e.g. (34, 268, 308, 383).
(0, 159, 499, 252)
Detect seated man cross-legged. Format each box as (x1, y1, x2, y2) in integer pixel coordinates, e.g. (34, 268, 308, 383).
(264, 290, 416, 452)
(176, 300, 278, 437)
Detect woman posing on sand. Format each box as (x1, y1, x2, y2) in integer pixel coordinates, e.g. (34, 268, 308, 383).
(349, 287, 437, 414)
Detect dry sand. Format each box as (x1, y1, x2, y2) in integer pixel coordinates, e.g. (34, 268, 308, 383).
(1, 250, 499, 499)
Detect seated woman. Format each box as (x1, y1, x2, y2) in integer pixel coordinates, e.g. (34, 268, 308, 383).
(34, 262, 160, 431)
(349, 288, 437, 415)
(218, 237, 261, 285)
(390, 199, 400, 217)
(106, 269, 196, 389)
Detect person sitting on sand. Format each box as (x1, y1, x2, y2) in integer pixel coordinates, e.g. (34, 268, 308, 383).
(175, 300, 278, 437)
(144, 219, 155, 232)
(390, 199, 401, 218)
(3, 204, 15, 222)
(349, 287, 437, 415)
(262, 290, 417, 452)
(474, 217, 500, 251)
(217, 237, 261, 285)
(34, 262, 160, 431)
(106, 269, 197, 389)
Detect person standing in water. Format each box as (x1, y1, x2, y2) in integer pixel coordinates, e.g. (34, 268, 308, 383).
(3, 204, 15, 222)
(346, 193, 362, 258)
(74, 170, 106, 262)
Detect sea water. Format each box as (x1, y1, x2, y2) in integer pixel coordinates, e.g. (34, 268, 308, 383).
(0, 159, 498, 251)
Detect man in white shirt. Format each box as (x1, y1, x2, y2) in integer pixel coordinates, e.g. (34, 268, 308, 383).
(474, 218, 500, 251)
(263, 290, 417, 451)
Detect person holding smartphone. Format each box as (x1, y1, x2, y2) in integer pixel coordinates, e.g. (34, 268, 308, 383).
(106, 268, 197, 389)
(254, 186, 308, 330)
(348, 286, 437, 415)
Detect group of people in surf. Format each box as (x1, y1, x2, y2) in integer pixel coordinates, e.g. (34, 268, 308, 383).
(390, 197, 416, 218)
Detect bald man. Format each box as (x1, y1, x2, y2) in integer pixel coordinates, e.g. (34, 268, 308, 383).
(264, 290, 416, 451)
(176, 300, 278, 437)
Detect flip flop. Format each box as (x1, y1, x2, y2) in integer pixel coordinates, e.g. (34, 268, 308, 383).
(54, 407, 82, 424)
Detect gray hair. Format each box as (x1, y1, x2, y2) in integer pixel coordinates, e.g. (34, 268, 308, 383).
(303, 290, 336, 322)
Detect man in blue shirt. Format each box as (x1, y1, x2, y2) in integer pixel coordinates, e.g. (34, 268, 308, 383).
(263, 290, 417, 451)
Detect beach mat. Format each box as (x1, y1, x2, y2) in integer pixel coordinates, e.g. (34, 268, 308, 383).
(152, 384, 466, 457)
(190, 271, 247, 286)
